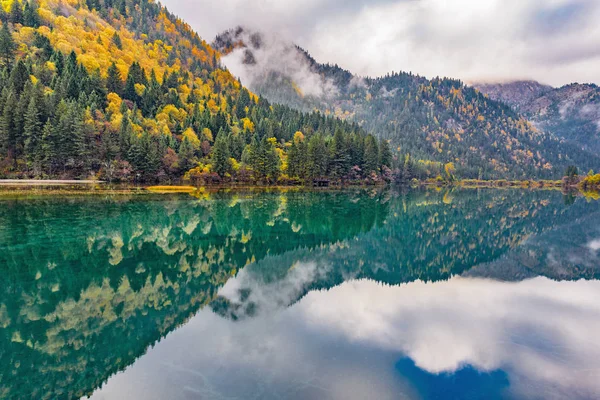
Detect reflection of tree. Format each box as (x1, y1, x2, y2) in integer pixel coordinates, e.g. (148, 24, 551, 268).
(214, 190, 600, 320)
(0, 190, 387, 400)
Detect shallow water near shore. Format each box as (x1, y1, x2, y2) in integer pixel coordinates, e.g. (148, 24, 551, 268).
(1, 188, 599, 400)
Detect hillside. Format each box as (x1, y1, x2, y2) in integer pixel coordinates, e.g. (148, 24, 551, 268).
(214, 27, 600, 179)
(0, 0, 389, 183)
(475, 81, 600, 154)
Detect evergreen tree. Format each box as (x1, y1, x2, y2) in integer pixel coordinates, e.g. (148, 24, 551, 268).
(9, 60, 29, 93)
(106, 62, 123, 95)
(0, 91, 16, 164)
(212, 129, 231, 178)
(178, 136, 195, 172)
(23, 0, 40, 27)
(0, 6, 7, 23)
(308, 134, 328, 179)
(112, 32, 122, 49)
(23, 92, 42, 166)
(378, 139, 392, 171)
(9, 0, 23, 24)
(0, 23, 15, 67)
(40, 119, 56, 174)
(363, 135, 379, 175)
(329, 128, 351, 180)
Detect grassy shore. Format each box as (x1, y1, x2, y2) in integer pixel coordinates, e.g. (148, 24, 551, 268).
(0, 180, 598, 199)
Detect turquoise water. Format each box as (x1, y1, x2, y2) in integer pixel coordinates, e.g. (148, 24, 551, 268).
(1, 189, 599, 399)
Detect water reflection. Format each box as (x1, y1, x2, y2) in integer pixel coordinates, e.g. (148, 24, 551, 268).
(91, 277, 600, 400)
(0, 189, 599, 399)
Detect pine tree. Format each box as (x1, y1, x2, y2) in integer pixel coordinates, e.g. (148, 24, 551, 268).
(23, 0, 40, 27)
(106, 62, 123, 95)
(178, 137, 195, 172)
(308, 134, 329, 179)
(212, 129, 231, 178)
(0, 23, 15, 67)
(9, 60, 29, 93)
(378, 139, 392, 171)
(363, 135, 379, 175)
(0, 91, 16, 164)
(329, 128, 351, 180)
(9, 0, 24, 24)
(23, 93, 42, 165)
(112, 32, 122, 49)
(0, 6, 7, 23)
(41, 119, 56, 174)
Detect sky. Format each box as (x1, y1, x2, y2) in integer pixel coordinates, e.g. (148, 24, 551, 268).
(161, 0, 600, 87)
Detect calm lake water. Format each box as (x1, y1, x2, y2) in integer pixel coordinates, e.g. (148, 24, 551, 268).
(1, 189, 599, 400)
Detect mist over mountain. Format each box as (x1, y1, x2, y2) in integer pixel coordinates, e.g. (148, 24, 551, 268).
(214, 27, 600, 179)
(475, 81, 600, 154)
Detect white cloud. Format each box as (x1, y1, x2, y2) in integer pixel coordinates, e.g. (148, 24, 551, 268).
(161, 0, 600, 87)
(90, 276, 600, 400)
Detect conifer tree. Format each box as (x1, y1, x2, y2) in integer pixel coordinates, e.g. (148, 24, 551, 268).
(106, 62, 123, 95)
(212, 128, 231, 178)
(0, 23, 15, 67)
(363, 135, 379, 175)
(9, 0, 23, 25)
(23, 93, 42, 165)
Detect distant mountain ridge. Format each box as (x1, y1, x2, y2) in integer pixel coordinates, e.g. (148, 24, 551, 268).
(475, 81, 600, 153)
(214, 27, 600, 179)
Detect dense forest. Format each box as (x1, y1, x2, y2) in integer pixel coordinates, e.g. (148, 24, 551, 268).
(0, 0, 392, 183)
(214, 28, 600, 180)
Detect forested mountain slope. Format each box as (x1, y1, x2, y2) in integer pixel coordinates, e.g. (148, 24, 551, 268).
(214, 27, 600, 179)
(0, 0, 389, 183)
(476, 81, 600, 154)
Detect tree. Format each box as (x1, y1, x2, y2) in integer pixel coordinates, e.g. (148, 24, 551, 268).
(106, 62, 123, 95)
(0, 6, 7, 23)
(23, 0, 40, 27)
(112, 32, 122, 50)
(0, 91, 17, 164)
(363, 135, 379, 175)
(9, 0, 23, 25)
(378, 139, 392, 171)
(9, 60, 29, 93)
(23, 92, 42, 166)
(444, 162, 456, 181)
(212, 129, 231, 178)
(307, 134, 328, 179)
(329, 128, 351, 180)
(178, 136, 196, 172)
(0, 23, 15, 67)
(565, 165, 578, 178)
(41, 119, 56, 174)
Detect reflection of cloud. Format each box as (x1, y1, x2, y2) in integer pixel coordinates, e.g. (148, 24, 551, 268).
(588, 239, 600, 251)
(218, 260, 331, 316)
(90, 277, 600, 400)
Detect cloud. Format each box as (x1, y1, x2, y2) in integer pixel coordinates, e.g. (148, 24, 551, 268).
(90, 277, 600, 400)
(220, 29, 339, 98)
(161, 0, 600, 87)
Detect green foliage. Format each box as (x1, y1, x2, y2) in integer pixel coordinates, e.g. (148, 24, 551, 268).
(0, 23, 15, 67)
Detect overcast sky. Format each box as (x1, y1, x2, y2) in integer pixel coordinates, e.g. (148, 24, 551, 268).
(161, 0, 600, 87)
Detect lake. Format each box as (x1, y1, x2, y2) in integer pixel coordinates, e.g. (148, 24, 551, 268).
(1, 188, 599, 400)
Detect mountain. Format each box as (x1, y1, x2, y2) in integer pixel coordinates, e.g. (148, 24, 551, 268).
(214, 27, 600, 179)
(0, 0, 388, 184)
(475, 81, 600, 155)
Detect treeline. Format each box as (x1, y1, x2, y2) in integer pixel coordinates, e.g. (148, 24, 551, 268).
(0, 0, 392, 184)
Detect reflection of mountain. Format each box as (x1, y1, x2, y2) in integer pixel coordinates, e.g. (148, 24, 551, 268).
(214, 190, 600, 319)
(0, 190, 599, 399)
(465, 208, 600, 281)
(0, 191, 387, 400)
